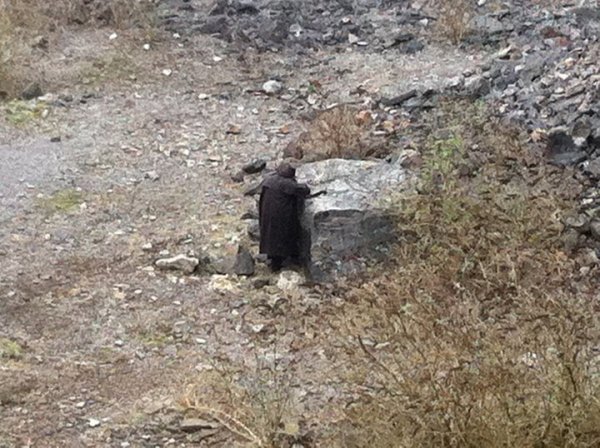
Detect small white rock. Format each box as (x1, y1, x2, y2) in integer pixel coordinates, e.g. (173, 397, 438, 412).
(155, 254, 199, 274)
(276, 271, 304, 291)
(262, 80, 283, 95)
(162, 69, 173, 77)
(88, 418, 101, 428)
(198, 93, 209, 100)
(109, 33, 118, 41)
(143, 43, 150, 51)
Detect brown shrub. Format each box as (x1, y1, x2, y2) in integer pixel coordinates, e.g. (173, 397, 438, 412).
(332, 100, 599, 447)
(432, 0, 474, 44)
(284, 105, 388, 161)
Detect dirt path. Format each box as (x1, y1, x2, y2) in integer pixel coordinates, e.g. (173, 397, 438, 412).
(0, 26, 482, 447)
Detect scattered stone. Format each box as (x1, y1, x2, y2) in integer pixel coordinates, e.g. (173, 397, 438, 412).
(155, 254, 199, 274)
(463, 76, 491, 99)
(226, 124, 242, 135)
(180, 418, 218, 432)
(31, 35, 49, 50)
(233, 246, 255, 276)
(50, 136, 61, 143)
(21, 82, 43, 100)
(380, 89, 418, 107)
(242, 159, 267, 174)
(253, 278, 270, 289)
(210, 256, 234, 275)
(590, 221, 600, 241)
(546, 128, 586, 166)
(231, 171, 245, 183)
(241, 210, 258, 220)
(247, 220, 260, 242)
(262, 80, 283, 95)
(144, 171, 160, 181)
(277, 271, 304, 291)
(88, 418, 101, 428)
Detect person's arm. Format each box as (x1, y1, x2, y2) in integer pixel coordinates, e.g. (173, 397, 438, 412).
(279, 178, 310, 197)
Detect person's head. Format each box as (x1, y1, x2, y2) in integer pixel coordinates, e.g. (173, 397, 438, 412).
(276, 162, 296, 179)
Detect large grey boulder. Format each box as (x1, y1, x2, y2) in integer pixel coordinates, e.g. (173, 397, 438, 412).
(296, 157, 414, 282)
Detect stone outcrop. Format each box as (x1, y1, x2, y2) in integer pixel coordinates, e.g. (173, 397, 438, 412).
(296, 156, 414, 282)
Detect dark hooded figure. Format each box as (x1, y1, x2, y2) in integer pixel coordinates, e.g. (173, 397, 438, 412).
(259, 162, 310, 271)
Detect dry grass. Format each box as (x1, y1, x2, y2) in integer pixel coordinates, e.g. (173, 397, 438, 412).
(180, 359, 302, 448)
(284, 105, 387, 161)
(431, 0, 474, 44)
(0, 0, 158, 98)
(178, 100, 599, 446)
(334, 100, 600, 447)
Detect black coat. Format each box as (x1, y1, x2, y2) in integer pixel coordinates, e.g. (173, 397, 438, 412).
(259, 173, 310, 258)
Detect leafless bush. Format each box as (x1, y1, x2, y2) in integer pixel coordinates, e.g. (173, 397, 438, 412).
(432, 0, 473, 44)
(284, 105, 387, 161)
(180, 359, 299, 448)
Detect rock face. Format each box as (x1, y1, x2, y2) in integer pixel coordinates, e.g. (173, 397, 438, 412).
(296, 157, 414, 282)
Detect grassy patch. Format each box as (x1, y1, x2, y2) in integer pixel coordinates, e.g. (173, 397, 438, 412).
(39, 189, 85, 213)
(0, 337, 23, 360)
(2, 99, 48, 125)
(136, 330, 170, 348)
(78, 50, 141, 86)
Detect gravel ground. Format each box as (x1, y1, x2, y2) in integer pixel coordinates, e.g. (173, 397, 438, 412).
(0, 12, 483, 447)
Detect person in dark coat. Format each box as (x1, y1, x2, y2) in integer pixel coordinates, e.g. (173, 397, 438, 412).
(259, 162, 310, 271)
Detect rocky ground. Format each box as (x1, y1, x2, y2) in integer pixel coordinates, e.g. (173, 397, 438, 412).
(1, 0, 599, 447)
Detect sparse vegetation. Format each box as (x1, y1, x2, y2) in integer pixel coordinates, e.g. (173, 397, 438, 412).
(286, 105, 388, 161)
(334, 101, 599, 447)
(434, 0, 474, 44)
(184, 101, 599, 447)
(38, 189, 85, 213)
(0, 337, 23, 360)
(181, 359, 299, 448)
(0, 0, 158, 98)
(2, 99, 48, 125)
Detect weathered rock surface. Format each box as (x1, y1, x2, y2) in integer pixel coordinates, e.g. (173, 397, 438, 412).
(233, 245, 255, 276)
(155, 254, 199, 274)
(296, 157, 414, 282)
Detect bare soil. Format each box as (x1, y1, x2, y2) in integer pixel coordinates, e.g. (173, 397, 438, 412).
(0, 24, 483, 447)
